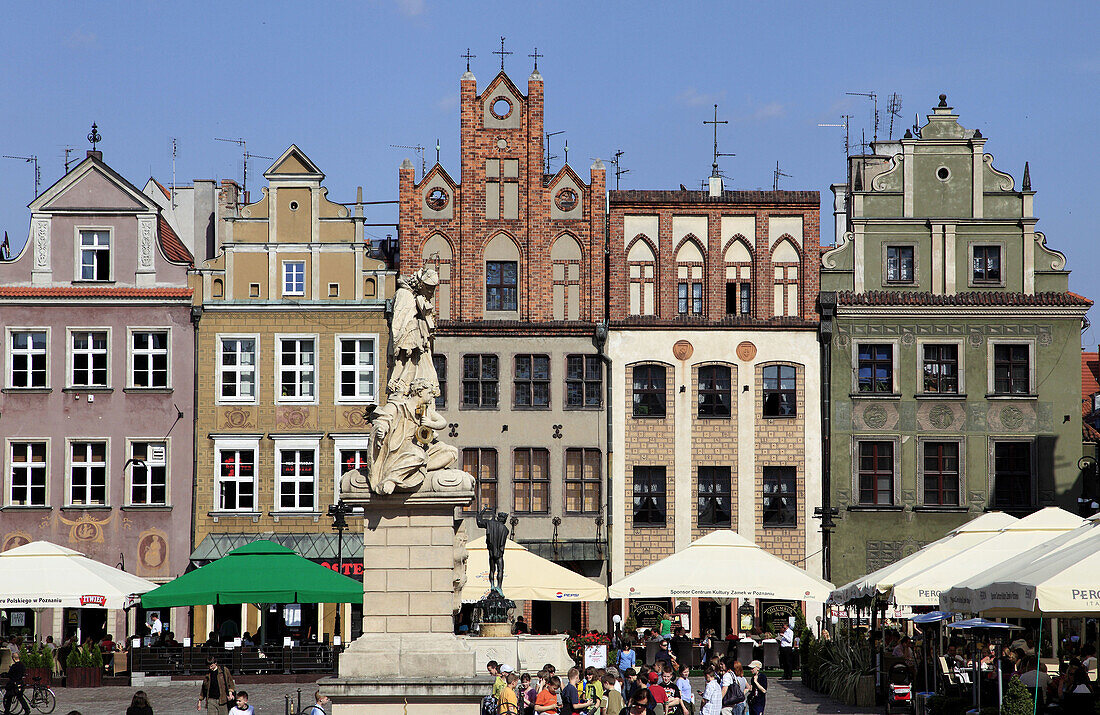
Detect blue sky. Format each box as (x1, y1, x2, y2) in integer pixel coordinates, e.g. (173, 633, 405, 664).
(2, 1, 1098, 336)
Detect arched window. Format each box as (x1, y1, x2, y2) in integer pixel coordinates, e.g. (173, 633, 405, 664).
(422, 234, 453, 320)
(676, 239, 705, 316)
(483, 233, 521, 314)
(724, 238, 752, 316)
(627, 238, 656, 316)
(772, 239, 800, 317)
(551, 234, 582, 320)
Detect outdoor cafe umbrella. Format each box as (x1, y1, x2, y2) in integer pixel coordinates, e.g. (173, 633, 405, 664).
(141, 540, 362, 608)
(609, 530, 834, 602)
(461, 537, 607, 603)
(0, 541, 157, 610)
(829, 511, 1017, 605)
(888, 507, 1085, 607)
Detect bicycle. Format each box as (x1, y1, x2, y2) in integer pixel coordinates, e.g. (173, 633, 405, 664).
(25, 681, 57, 715)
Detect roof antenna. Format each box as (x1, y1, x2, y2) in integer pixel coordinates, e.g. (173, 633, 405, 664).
(886, 93, 903, 140)
(818, 115, 852, 157)
(545, 131, 565, 174)
(214, 137, 272, 200)
(390, 144, 426, 179)
(563, 139, 569, 166)
(62, 146, 76, 173)
(170, 137, 178, 209)
(846, 91, 879, 144)
(435, 139, 440, 165)
(703, 104, 734, 179)
(3, 154, 40, 199)
(772, 161, 792, 191)
(611, 149, 630, 190)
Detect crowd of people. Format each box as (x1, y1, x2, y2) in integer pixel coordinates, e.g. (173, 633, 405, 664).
(481, 652, 770, 715)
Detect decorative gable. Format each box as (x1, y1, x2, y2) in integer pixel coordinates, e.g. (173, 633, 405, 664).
(264, 145, 324, 181)
(481, 72, 524, 129)
(32, 157, 157, 214)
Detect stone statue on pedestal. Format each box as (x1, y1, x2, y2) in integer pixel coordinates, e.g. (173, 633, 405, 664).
(475, 509, 509, 591)
(339, 265, 473, 498)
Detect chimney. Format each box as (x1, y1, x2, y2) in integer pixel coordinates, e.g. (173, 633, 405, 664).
(87, 150, 102, 161)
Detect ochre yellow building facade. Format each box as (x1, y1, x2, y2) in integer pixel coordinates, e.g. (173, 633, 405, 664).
(191, 146, 394, 643)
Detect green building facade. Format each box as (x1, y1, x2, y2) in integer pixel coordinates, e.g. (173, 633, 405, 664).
(819, 95, 1091, 586)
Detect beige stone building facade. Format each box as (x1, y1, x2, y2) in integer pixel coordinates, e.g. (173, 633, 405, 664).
(191, 146, 394, 643)
(607, 187, 824, 637)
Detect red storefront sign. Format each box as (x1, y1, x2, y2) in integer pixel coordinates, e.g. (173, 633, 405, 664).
(320, 561, 364, 580)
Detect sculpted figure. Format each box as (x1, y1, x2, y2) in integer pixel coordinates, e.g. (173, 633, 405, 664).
(369, 378, 459, 494)
(476, 510, 509, 591)
(390, 267, 439, 387)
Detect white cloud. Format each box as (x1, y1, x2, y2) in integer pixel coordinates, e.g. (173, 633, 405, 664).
(396, 0, 425, 16)
(677, 87, 726, 107)
(750, 101, 785, 121)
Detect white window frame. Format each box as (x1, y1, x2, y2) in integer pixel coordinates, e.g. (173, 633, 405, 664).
(282, 261, 306, 297)
(75, 227, 113, 282)
(273, 437, 319, 512)
(6, 327, 50, 390)
(127, 439, 169, 507)
(66, 439, 109, 507)
(987, 338, 1035, 396)
(851, 338, 900, 396)
(67, 327, 111, 389)
(7, 439, 49, 507)
(128, 327, 171, 390)
(275, 334, 317, 404)
(213, 437, 260, 513)
(332, 437, 372, 505)
(217, 334, 259, 405)
(334, 334, 379, 404)
(915, 338, 966, 396)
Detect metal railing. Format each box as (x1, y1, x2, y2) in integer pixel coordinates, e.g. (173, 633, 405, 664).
(129, 643, 341, 676)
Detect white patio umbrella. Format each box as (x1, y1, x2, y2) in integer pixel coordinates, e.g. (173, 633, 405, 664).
(609, 530, 834, 602)
(889, 507, 1086, 607)
(0, 541, 158, 610)
(461, 537, 607, 603)
(829, 511, 1017, 604)
(939, 516, 1100, 616)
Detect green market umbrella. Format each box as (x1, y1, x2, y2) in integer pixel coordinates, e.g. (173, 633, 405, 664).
(141, 540, 362, 608)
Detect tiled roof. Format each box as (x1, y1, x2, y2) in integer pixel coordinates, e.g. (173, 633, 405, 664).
(837, 291, 1094, 307)
(609, 189, 818, 205)
(610, 315, 818, 329)
(438, 320, 600, 337)
(0, 287, 191, 299)
(158, 214, 193, 265)
(151, 178, 172, 200)
(1083, 352, 1100, 397)
(1085, 421, 1100, 443)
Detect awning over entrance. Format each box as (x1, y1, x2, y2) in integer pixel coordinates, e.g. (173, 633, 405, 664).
(0, 541, 158, 610)
(462, 537, 607, 603)
(190, 532, 365, 579)
(142, 540, 363, 608)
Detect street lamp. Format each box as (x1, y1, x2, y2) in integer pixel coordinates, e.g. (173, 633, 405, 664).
(327, 500, 354, 643)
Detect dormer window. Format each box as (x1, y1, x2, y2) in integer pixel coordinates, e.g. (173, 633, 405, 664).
(79, 230, 111, 281)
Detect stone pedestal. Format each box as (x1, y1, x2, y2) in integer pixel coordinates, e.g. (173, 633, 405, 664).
(323, 489, 486, 714)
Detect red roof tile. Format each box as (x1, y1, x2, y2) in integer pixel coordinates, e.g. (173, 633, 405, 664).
(1083, 352, 1100, 395)
(0, 287, 191, 299)
(158, 214, 193, 265)
(151, 178, 172, 200)
(1085, 421, 1100, 443)
(837, 291, 1093, 307)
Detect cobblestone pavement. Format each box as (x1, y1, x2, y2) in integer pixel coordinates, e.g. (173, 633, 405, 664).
(44, 677, 879, 715)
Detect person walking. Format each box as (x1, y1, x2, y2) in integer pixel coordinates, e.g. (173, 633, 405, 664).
(499, 673, 522, 715)
(2, 649, 29, 715)
(535, 675, 561, 714)
(126, 691, 154, 715)
(301, 690, 330, 715)
(227, 691, 253, 715)
(699, 667, 722, 715)
(729, 662, 748, 715)
(198, 655, 236, 715)
(617, 642, 637, 673)
(676, 664, 694, 715)
(746, 661, 767, 715)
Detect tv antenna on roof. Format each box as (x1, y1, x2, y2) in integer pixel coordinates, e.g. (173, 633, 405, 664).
(390, 144, 426, 179)
(611, 149, 629, 190)
(703, 104, 735, 178)
(3, 154, 40, 199)
(818, 115, 852, 158)
(772, 161, 792, 191)
(62, 146, 76, 173)
(886, 93, 903, 140)
(214, 137, 273, 199)
(846, 91, 879, 144)
(170, 138, 178, 209)
(545, 131, 565, 174)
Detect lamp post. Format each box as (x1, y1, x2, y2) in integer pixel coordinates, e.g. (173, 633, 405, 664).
(327, 500, 353, 643)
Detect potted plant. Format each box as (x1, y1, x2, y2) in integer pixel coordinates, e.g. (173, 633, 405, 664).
(19, 644, 52, 686)
(64, 643, 103, 688)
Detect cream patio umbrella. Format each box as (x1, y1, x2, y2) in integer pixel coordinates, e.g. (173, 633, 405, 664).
(939, 515, 1100, 616)
(0, 541, 158, 610)
(608, 530, 834, 602)
(829, 511, 1017, 605)
(888, 507, 1086, 607)
(461, 537, 607, 602)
